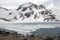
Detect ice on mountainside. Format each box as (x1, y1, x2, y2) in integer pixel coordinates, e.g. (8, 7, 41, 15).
(0, 3, 60, 23)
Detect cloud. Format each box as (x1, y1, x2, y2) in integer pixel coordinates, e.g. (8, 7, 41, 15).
(0, 0, 46, 5)
(53, 0, 60, 9)
(1, 0, 60, 9)
(0, 0, 47, 9)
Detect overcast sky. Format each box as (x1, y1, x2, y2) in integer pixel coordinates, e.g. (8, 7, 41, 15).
(0, 0, 60, 9)
(0, 0, 45, 9)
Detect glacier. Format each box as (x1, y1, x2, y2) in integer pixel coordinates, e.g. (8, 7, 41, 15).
(0, 0, 60, 35)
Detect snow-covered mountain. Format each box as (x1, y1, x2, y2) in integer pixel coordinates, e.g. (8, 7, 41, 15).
(0, 3, 59, 23)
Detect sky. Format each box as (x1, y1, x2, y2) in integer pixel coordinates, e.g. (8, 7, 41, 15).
(0, 0, 60, 9)
(0, 0, 47, 8)
(0, 0, 49, 9)
(0, 0, 46, 5)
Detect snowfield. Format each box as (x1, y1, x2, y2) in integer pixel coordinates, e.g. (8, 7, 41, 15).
(0, 3, 60, 23)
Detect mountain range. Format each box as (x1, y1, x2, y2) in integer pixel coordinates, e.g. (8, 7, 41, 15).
(0, 3, 59, 23)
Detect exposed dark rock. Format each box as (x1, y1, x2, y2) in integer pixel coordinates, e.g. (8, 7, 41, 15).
(17, 3, 32, 10)
(25, 12, 31, 18)
(41, 11, 47, 15)
(23, 38, 27, 40)
(11, 32, 17, 35)
(45, 37, 53, 40)
(39, 5, 45, 9)
(0, 7, 9, 11)
(14, 16, 17, 20)
(30, 35, 34, 37)
(0, 18, 10, 22)
(43, 14, 55, 21)
(22, 7, 27, 12)
(32, 4, 38, 9)
(9, 12, 13, 15)
(29, 7, 32, 10)
(34, 14, 39, 19)
(17, 5, 23, 10)
(17, 6, 21, 10)
(48, 15, 55, 19)
(31, 11, 34, 15)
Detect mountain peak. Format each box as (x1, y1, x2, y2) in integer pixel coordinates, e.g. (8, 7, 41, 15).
(0, 2, 59, 22)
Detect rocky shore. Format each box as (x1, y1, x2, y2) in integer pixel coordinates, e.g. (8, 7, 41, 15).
(0, 33, 60, 40)
(0, 28, 60, 40)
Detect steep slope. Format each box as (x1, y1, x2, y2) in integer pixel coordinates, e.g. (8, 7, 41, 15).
(0, 3, 59, 23)
(16, 3, 56, 22)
